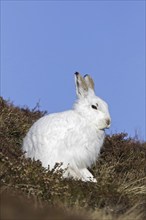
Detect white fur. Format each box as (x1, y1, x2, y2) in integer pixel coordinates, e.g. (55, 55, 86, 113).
(22, 73, 111, 182)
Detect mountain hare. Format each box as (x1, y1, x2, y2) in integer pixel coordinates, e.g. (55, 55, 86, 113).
(23, 72, 111, 182)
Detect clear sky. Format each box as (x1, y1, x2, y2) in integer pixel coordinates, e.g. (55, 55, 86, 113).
(1, 1, 145, 140)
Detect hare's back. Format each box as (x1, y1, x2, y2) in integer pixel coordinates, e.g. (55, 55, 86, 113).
(22, 110, 81, 167)
(28, 110, 78, 136)
(23, 110, 78, 152)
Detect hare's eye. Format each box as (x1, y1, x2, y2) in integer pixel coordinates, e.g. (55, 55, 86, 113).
(91, 105, 97, 110)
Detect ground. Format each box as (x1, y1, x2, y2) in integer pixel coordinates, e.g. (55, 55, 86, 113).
(0, 97, 146, 220)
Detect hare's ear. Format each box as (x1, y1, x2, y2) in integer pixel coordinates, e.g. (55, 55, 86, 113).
(75, 72, 88, 98)
(84, 74, 95, 95)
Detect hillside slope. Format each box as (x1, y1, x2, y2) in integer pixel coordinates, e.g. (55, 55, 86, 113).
(0, 96, 146, 220)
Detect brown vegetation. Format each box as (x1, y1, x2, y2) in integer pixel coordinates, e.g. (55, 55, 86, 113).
(0, 96, 146, 220)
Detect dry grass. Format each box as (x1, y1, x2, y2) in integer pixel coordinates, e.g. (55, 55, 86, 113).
(0, 96, 146, 220)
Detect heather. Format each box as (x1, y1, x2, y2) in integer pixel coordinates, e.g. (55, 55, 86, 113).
(0, 96, 146, 220)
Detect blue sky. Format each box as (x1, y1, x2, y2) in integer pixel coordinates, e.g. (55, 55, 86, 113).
(1, 1, 145, 140)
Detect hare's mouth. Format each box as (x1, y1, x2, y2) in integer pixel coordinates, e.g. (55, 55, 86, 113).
(99, 128, 105, 131)
(99, 125, 110, 131)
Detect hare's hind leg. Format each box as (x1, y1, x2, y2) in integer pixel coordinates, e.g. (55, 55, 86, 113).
(80, 168, 97, 182)
(63, 166, 83, 180)
(63, 166, 97, 182)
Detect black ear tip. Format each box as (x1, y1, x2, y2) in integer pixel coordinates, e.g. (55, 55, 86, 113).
(75, 72, 79, 76)
(84, 74, 89, 78)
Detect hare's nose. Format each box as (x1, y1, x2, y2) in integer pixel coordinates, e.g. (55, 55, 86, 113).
(106, 119, 111, 126)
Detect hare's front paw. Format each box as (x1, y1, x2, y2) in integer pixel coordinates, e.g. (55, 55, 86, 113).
(88, 177, 97, 183)
(80, 168, 97, 183)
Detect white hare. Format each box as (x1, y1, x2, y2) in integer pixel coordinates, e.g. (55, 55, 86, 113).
(22, 72, 111, 182)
